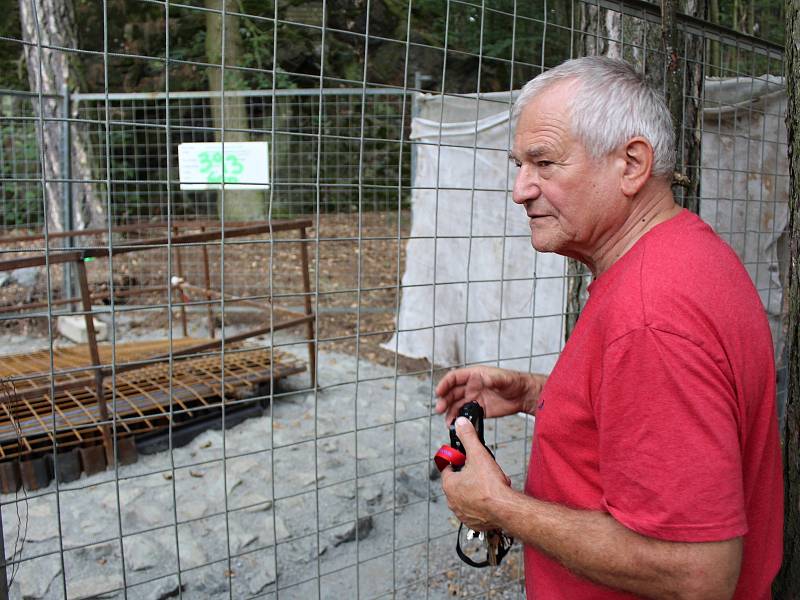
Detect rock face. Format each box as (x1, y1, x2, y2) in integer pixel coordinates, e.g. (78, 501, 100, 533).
(1, 349, 531, 599)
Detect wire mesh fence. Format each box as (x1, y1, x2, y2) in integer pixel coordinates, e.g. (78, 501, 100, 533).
(0, 91, 45, 232)
(0, 88, 412, 228)
(0, 0, 789, 599)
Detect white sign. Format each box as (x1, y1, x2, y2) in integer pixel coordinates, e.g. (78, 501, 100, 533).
(178, 142, 269, 190)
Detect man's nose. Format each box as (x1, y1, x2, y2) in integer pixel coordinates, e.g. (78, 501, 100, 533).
(512, 167, 541, 205)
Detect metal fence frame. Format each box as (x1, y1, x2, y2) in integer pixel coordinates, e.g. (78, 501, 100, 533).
(0, 1, 789, 599)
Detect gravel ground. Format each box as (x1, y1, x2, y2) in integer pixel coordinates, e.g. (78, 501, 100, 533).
(0, 317, 533, 599)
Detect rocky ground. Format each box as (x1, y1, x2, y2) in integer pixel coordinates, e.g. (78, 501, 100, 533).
(0, 212, 534, 598)
(1, 319, 534, 600)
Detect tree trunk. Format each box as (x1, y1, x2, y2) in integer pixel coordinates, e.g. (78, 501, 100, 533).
(569, 1, 703, 343)
(774, 0, 800, 595)
(579, 3, 622, 59)
(667, 0, 705, 214)
(708, 0, 721, 76)
(568, 4, 650, 340)
(18, 0, 104, 232)
(205, 0, 265, 222)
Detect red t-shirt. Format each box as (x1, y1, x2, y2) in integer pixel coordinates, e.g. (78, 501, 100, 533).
(524, 209, 783, 599)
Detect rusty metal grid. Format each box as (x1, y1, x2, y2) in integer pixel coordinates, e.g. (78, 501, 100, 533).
(0, 341, 305, 460)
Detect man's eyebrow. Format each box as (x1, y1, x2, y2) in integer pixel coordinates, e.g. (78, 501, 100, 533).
(524, 145, 551, 159)
(508, 146, 553, 162)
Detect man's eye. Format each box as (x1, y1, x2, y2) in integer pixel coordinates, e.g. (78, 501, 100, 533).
(537, 161, 553, 168)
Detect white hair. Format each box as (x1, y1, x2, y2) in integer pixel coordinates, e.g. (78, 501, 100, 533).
(513, 56, 675, 178)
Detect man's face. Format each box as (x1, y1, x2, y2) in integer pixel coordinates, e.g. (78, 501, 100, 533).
(510, 82, 623, 264)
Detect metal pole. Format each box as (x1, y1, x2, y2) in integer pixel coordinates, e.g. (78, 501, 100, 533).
(299, 225, 317, 388)
(0, 501, 8, 600)
(172, 225, 189, 337)
(75, 258, 111, 462)
(61, 84, 74, 308)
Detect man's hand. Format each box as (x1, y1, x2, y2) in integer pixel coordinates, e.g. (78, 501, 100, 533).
(435, 366, 545, 424)
(440, 417, 513, 531)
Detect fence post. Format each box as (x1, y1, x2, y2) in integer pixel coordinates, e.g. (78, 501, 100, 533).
(0, 500, 7, 599)
(61, 84, 74, 307)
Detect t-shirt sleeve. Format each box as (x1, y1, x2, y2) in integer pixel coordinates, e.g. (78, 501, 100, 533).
(596, 326, 747, 542)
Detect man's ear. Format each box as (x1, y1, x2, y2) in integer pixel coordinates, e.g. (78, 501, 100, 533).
(619, 137, 654, 197)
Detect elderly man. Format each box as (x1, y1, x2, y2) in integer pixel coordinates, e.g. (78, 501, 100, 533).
(435, 57, 783, 600)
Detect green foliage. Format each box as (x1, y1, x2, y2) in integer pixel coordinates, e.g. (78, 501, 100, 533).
(716, 0, 783, 43)
(0, 116, 43, 229)
(706, 0, 784, 75)
(0, 0, 787, 95)
(0, 0, 27, 89)
(0, 0, 787, 227)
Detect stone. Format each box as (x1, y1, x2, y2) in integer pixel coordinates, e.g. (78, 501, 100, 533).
(57, 314, 108, 343)
(23, 514, 59, 543)
(186, 565, 229, 597)
(68, 575, 121, 600)
(135, 577, 182, 600)
(319, 440, 339, 453)
(226, 477, 243, 496)
(177, 534, 207, 569)
(125, 535, 163, 571)
(75, 542, 117, 562)
(272, 516, 290, 543)
(153, 580, 182, 600)
(333, 516, 373, 547)
(11, 267, 39, 288)
(16, 557, 61, 599)
(246, 562, 276, 597)
(360, 482, 384, 507)
(227, 455, 262, 477)
(178, 498, 208, 521)
(132, 502, 166, 528)
(332, 484, 356, 500)
(102, 485, 143, 510)
(238, 493, 272, 512)
(299, 472, 325, 488)
(230, 525, 258, 554)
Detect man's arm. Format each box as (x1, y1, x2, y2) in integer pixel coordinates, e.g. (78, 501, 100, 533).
(441, 418, 743, 600)
(494, 490, 742, 600)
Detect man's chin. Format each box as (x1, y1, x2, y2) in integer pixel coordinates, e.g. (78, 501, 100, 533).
(530, 234, 557, 254)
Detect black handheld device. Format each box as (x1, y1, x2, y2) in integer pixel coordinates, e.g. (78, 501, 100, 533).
(448, 401, 485, 459)
(441, 401, 513, 567)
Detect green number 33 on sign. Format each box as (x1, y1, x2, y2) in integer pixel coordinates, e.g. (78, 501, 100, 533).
(198, 150, 244, 184)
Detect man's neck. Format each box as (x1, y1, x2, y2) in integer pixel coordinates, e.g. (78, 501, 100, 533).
(589, 182, 681, 278)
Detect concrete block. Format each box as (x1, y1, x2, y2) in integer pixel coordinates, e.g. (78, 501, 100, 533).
(57, 314, 108, 344)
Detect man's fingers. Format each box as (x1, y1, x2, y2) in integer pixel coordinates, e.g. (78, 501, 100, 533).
(435, 369, 465, 396)
(439, 464, 455, 490)
(434, 376, 451, 398)
(435, 391, 458, 415)
(435, 386, 468, 416)
(454, 417, 485, 454)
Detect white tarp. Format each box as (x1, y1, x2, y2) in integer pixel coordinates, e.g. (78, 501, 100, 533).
(385, 78, 789, 368)
(699, 76, 788, 350)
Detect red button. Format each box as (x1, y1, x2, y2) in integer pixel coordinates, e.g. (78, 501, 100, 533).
(434, 445, 466, 472)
